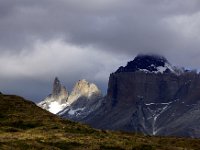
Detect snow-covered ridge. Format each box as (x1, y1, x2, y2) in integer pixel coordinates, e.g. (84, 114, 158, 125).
(139, 62, 176, 74)
(116, 54, 184, 75)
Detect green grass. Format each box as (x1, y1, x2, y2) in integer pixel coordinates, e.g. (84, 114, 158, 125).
(0, 94, 200, 150)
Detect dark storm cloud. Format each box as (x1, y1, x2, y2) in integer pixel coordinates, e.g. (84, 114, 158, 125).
(1, 0, 200, 53)
(0, 0, 200, 101)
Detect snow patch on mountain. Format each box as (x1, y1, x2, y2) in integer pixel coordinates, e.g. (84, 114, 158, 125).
(68, 107, 85, 116)
(48, 101, 69, 114)
(145, 99, 179, 135)
(139, 62, 175, 74)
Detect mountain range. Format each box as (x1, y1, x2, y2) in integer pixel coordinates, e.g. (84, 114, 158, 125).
(38, 54, 200, 138)
(38, 78, 103, 120)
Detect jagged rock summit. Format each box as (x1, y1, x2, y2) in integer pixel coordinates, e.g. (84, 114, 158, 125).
(38, 78, 103, 118)
(51, 77, 69, 103)
(116, 54, 181, 74)
(52, 77, 68, 98)
(67, 79, 101, 104)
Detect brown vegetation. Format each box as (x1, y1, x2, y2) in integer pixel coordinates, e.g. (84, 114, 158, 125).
(0, 94, 200, 150)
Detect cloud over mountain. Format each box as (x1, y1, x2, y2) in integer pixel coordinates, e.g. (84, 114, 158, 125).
(0, 0, 200, 101)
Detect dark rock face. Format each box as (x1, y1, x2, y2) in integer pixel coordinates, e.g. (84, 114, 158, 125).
(107, 72, 200, 106)
(52, 77, 68, 98)
(83, 55, 200, 138)
(52, 77, 61, 96)
(52, 77, 68, 97)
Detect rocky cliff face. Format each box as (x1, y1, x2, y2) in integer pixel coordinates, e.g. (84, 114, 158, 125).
(82, 54, 200, 138)
(107, 71, 200, 107)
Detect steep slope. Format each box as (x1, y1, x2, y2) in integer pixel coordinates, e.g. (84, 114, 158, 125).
(3, 93, 200, 149)
(83, 54, 200, 138)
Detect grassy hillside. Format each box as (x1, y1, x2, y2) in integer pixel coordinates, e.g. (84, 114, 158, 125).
(0, 93, 200, 150)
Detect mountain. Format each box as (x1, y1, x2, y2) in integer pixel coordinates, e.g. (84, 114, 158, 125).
(80, 54, 200, 138)
(38, 78, 103, 121)
(38, 54, 200, 138)
(2, 93, 200, 149)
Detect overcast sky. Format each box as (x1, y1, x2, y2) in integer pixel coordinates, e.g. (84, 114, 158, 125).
(1, 0, 200, 102)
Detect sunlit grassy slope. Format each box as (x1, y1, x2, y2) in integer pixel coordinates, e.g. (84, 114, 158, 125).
(0, 93, 200, 150)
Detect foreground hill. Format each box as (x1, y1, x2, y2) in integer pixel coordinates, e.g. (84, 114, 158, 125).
(1, 93, 200, 150)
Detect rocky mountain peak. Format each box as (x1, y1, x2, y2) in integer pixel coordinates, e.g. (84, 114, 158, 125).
(67, 79, 101, 104)
(75, 79, 100, 94)
(116, 54, 177, 74)
(52, 77, 68, 98)
(52, 77, 61, 96)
